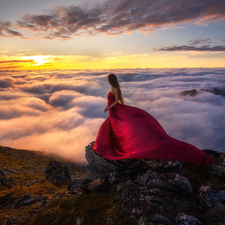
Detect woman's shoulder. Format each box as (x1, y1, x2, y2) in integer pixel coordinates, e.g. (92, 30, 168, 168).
(111, 87, 118, 93)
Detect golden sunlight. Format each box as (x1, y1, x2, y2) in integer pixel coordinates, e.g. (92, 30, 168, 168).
(22, 55, 52, 66)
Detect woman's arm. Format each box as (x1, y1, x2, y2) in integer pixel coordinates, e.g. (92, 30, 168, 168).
(104, 88, 119, 113)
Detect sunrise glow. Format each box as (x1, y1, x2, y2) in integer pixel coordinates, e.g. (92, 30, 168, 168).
(21, 55, 52, 66)
(0, 0, 224, 70)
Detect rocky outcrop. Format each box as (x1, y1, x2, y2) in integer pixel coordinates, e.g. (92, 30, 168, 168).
(85, 141, 225, 225)
(68, 178, 111, 195)
(175, 212, 202, 225)
(0, 168, 12, 188)
(45, 159, 71, 186)
(1, 192, 47, 209)
(180, 89, 197, 96)
(201, 87, 225, 97)
(181, 87, 225, 98)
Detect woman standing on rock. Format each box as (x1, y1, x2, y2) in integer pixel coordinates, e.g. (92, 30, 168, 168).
(93, 74, 212, 167)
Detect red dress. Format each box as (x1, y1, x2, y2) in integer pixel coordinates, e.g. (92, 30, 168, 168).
(93, 91, 212, 166)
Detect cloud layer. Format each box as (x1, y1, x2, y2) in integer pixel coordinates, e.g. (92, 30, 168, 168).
(2, 0, 225, 39)
(156, 37, 225, 52)
(0, 68, 225, 163)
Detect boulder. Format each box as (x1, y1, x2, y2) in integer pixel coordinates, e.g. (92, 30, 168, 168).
(198, 184, 213, 211)
(0, 168, 12, 188)
(135, 169, 192, 196)
(2, 192, 47, 209)
(145, 159, 184, 175)
(175, 212, 202, 225)
(45, 159, 71, 186)
(85, 142, 225, 225)
(68, 178, 111, 195)
(86, 142, 183, 180)
(0, 192, 13, 206)
(85, 141, 148, 178)
(205, 202, 225, 224)
(6, 216, 25, 225)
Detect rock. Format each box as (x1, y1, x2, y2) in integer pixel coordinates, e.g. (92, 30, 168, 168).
(68, 178, 111, 194)
(175, 212, 202, 225)
(68, 179, 93, 195)
(198, 184, 213, 211)
(205, 202, 225, 224)
(168, 174, 193, 195)
(85, 142, 129, 177)
(86, 178, 111, 193)
(41, 192, 62, 211)
(135, 169, 192, 196)
(180, 89, 197, 96)
(6, 216, 25, 225)
(85, 142, 148, 179)
(84, 141, 225, 225)
(25, 179, 41, 187)
(213, 191, 225, 203)
(45, 159, 71, 186)
(14, 193, 47, 209)
(0, 192, 13, 206)
(3, 192, 47, 209)
(20, 195, 47, 208)
(202, 149, 224, 157)
(145, 159, 184, 175)
(0, 168, 12, 188)
(116, 182, 124, 193)
(70, 185, 85, 195)
(125, 180, 135, 187)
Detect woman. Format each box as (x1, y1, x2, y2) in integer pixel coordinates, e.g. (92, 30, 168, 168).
(93, 74, 212, 167)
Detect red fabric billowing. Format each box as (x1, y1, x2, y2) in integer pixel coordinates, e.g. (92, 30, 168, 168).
(93, 92, 212, 166)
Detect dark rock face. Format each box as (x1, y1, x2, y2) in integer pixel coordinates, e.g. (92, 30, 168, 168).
(0, 192, 13, 206)
(181, 87, 225, 98)
(198, 184, 213, 211)
(45, 159, 71, 186)
(6, 216, 25, 225)
(86, 141, 149, 179)
(68, 177, 111, 195)
(180, 89, 197, 96)
(0, 168, 12, 188)
(1, 192, 47, 209)
(85, 141, 225, 225)
(201, 88, 225, 97)
(175, 212, 202, 225)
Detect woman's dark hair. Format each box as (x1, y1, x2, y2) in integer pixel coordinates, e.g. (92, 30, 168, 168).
(108, 74, 125, 104)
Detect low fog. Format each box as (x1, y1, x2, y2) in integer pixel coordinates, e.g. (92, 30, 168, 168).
(0, 68, 224, 163)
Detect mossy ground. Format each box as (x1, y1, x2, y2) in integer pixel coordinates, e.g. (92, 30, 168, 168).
(1, 145, 225, 225)
(1, 146, 122, 225)
(180, 156, 223, 191)
(21, 193, 130, 225)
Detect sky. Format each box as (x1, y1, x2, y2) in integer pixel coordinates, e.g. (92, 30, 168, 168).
(0, 68, 225, 163)
(0, 0, 225, 70)
(0, 0, 225, 163)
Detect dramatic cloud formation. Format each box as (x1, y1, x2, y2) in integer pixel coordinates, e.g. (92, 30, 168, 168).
(3, 0, 223, 39)
(0, 21, 23, 37)
(156, 37, 225, 52)
(157, 45, 225, 52)
(187, 38, 212, 45)
(0, 68, 225, 163)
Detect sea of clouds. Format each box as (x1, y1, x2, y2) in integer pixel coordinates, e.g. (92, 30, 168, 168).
(0, 68, 225, 163)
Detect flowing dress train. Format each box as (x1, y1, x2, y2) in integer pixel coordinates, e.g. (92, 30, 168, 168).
(93, 91, 212, 167)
